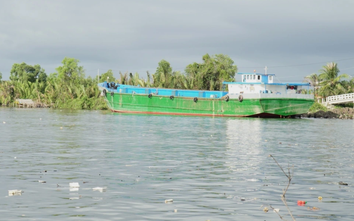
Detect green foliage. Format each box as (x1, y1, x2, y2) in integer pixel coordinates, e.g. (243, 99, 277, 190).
(10, 62, 47, 83)
(56, 57, 85, 84)
(153, 60, 173, 88)
(317, 62, 349, 97)
(304, 73, 320, 97)
(99, 69, 115, 83)
(309, 102, 328, 113)
(304, 62, 354, 98)
(0, 57, 108, 110)
(185, 54, 237, 90)
(1, 53, 239, 109)
(0, 72, 2, 82)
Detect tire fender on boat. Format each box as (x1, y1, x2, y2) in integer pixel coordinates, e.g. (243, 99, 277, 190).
(148, 94, 152, 98)
(110, 91, 114, 96)
(193, 97, 198, 102)
(238, 95, 243, 102)
(170, 95, 174, 100)
(224, 95, 229, 102)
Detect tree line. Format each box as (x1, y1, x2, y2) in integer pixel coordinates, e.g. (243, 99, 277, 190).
(1, 55, 353, 110)
(0, 54, 237, 109)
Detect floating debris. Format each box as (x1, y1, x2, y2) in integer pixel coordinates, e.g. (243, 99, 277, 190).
(69, 197, 80, 200)
(69, 182, 80, 188)
(3, 121, 6, 124)
(165, 199, 173, 203)
(339, 181, 348, 186)
(318, 196, 323, 201)
(263, 207, 269, 212)
(70, 188, 79, 192)
(240, 198, 246, 201)
(8, 190, 23, 196)
(92, 187, 107, 192)
(307, 207, 320, 211)
(273, 208, 280, 213)
(38, 180, 46, 183)
(60, 127, 63, 129)
(297, 200, 307, 206)
(174, 209, 178, 213)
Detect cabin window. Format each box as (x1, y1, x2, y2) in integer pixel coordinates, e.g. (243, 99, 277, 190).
(247, 75, 249, 80)
(257, 75, 260, 80)
(253, 75, 255, 80)
(269, 76, 273, 81)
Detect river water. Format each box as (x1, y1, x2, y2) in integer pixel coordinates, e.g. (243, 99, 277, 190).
(1, 108, 353, 221)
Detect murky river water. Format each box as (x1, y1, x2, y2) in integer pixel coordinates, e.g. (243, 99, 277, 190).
(1, 108, 354, 220)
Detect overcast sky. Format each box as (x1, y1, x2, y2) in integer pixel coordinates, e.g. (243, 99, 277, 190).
(1, 0, 353, 82)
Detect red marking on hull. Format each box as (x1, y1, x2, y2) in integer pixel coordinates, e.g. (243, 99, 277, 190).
(109, 109, 295, 118)
(110, 109, 249, 117)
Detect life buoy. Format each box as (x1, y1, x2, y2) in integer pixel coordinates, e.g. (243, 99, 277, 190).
(170, 95, 174, 100)
(148, 94, 152, 98)
(224, 95, 229, 102)
(193, 97, 198, 102)
(238, 95, 243, 102)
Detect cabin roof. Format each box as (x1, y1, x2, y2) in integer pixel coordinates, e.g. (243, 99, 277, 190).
(223, 82, 311, 86)
(237, 72, 275, 76)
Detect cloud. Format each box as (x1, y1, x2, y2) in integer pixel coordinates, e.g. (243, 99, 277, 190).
(0, 0, 353, 82)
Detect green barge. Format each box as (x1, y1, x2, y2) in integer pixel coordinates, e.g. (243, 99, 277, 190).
(98, 73, 314, 117)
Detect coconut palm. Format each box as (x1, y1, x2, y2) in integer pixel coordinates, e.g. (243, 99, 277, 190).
(304, 73, 320, 97)
(318, 62, 349, 97)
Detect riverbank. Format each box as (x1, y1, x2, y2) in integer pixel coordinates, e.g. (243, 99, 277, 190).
(301, 108, 354, 119)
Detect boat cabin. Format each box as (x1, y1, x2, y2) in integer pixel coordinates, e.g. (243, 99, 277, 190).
(223, 73, 310, 95)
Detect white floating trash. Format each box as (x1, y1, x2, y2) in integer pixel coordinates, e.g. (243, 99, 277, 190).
(70, 188, 79, 192)
(69, 182, 80, 188)
(8, 190, 23, 196)
(92, 187, 107, 192)
(38, 180, 46, 183)
(165, 199, 173, 203)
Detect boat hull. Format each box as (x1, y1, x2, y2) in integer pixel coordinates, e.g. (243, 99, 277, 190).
(104, 93, 313, 117)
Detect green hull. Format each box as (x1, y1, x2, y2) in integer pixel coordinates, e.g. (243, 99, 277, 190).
(104, 93, 314, 117)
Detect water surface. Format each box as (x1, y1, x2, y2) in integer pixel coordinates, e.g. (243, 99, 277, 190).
(1, 108, 353, 220)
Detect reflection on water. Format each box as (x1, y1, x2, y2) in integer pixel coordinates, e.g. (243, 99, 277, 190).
(0, 108, 353, 220)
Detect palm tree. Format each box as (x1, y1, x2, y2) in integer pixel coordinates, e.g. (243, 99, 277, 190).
(318, 62, 349, 97)
(304, 73, 320, 97)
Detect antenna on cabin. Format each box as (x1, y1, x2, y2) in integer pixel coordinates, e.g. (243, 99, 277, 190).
(264, 66, 268, 75)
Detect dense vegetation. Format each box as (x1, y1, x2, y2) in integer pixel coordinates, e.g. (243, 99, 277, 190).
(304, 62, 354, 112)
(1, 56, 353, 111)
(304, 62, 354, 98)
(0, 54, 237, 109)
